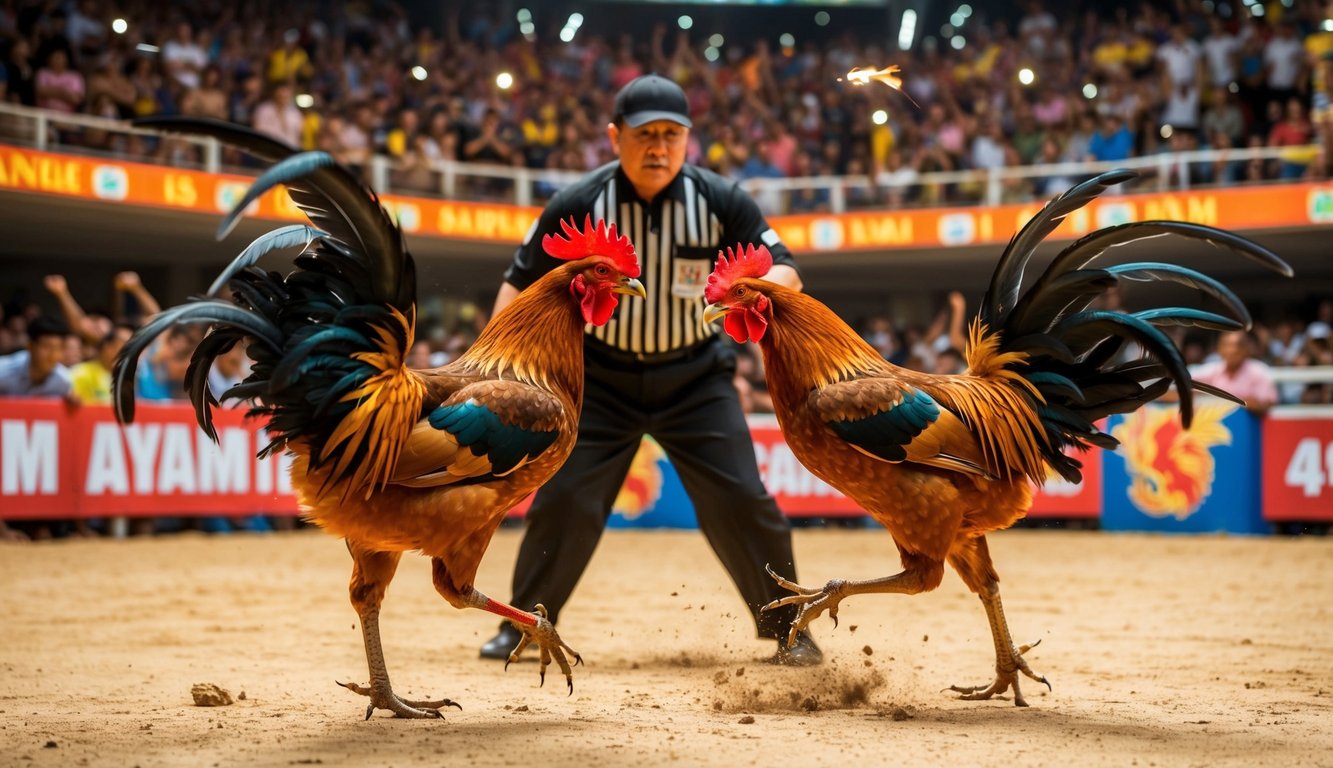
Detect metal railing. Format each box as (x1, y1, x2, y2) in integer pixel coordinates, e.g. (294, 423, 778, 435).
(0, 102, 1321, 215)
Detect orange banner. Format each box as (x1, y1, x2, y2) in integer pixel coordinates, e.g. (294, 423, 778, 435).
(0, 144, 542, 244)
(3, 143, 1330, 251)
(771, 183, 1333, 252)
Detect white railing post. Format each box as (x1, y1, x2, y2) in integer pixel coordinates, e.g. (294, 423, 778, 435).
(204, 137, 221, 174)
(985, 167, 1001, 206)
(515, 167, 531, 207)
(371, 155, 389, 193)
(442, 161, 457, 198)
(830, 180, 846, 213)
(34, 112, 47, 150)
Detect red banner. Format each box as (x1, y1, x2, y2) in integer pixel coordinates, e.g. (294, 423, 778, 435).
(1262, 410, 1333, 521)
(1, 399, 1103, 522)
(0, 399, 297, 519)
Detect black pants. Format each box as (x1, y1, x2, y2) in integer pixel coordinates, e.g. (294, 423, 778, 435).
(507, 337, 800, 639)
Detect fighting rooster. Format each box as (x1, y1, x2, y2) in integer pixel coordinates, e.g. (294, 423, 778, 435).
(703, 170, 1291, 706)
(113, 118, 644, 719)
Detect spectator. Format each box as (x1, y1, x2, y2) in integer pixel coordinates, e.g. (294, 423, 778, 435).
(3, 34, 35, 106)
(1201, 16, 1241, 90)
(0, 315, 71, 398)
(1200, 86, 1245, 147)
(34, 48, 82, 114)
(251, 81, 302, 147)
(1264, 20, 1306, 107)
(161, 21, 206, 91)
(70, 324, 133, 405)
(1268, 97, 1315, 178)
(1191, 330, 1278, 415)
(267, 28, 313, 86)
(461, 108, 515, 166)
(1088, 111, 1135, 162)
(42, 273, 107, 349)
(180, 65, 229, 121)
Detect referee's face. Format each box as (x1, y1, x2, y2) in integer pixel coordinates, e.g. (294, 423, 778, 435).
(608, 119, 689, 201)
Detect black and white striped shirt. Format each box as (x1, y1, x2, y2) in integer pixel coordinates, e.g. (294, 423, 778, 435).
(504, 162, 798, 358)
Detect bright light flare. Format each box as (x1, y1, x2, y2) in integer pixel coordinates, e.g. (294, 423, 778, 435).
(112, 18, 128, 34)
(1018, 67, 1035, 86)
(872, 109, 888, 125)
(411, 66, 428, 81)
(496, 71, 514, 90)
(840, 65, 919, 108)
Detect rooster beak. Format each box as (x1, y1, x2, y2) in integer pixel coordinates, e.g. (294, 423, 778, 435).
(702, 303, 728, 324)
(615, 277, 646, 299)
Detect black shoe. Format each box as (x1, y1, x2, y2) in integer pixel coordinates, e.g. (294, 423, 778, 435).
(768, 629, 823, 667)
(479, 624, 524, 660)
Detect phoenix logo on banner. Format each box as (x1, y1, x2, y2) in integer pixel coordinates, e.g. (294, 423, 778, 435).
(612, 438, 666, 521)
(1112, 403, 1236, 520)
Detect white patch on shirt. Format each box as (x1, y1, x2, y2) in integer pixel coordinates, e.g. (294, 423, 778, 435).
(761, 228, 781, 247)
(671, 258, 711, 299)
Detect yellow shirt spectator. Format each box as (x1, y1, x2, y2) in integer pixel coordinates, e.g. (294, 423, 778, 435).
(70, 360, 112, 404)
(268, 44, 312, 85)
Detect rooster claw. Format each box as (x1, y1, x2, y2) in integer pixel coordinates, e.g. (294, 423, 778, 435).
(506, 604, 581, 694)
(337, 679, 459, 719)
(949, 639, 1049, 707)
(762, 569, 848, 644)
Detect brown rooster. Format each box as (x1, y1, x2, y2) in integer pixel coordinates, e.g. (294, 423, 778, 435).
(113, 118, 645, 719)
(703, 170, 1291, 706)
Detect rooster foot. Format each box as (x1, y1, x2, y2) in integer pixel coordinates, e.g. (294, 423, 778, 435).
(761, 565, 847, 647)
(948, 639, 1050, 707)
(504, 604, 583, 695)
(336, 680, 462, 719)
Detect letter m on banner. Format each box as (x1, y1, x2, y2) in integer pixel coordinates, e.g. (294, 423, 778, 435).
(2, 419, 59, 494)
(0, 399, 76, 518)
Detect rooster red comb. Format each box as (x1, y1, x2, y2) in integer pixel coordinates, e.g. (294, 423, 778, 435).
(705, 243, 773, 303)
(542, 215, 640, 277)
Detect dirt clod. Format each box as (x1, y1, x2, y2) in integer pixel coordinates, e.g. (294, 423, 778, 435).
(191, 683, 233, 707)
(738, 715, 755, 724)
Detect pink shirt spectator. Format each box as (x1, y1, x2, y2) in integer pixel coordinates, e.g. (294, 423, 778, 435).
(252, 98, 303, 147)
(1191, 359, 1278, 411)
(1032, 92, 1068, 127)
(35, 67, 83, 113)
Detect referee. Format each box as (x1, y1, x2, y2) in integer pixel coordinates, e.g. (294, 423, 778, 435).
(481, 74, 821, 666)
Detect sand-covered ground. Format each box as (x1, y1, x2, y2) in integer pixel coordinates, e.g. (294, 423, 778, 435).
(1, 527, 1331, 767)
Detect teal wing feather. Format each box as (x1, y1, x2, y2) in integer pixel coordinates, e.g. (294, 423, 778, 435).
(391, 381, 567, 487)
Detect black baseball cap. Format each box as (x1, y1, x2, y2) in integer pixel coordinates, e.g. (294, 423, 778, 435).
(612, 74, 693, 128)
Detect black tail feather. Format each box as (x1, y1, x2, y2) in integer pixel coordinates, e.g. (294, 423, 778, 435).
(113, 119, 421, 494)
(977, 170, 1293, 482)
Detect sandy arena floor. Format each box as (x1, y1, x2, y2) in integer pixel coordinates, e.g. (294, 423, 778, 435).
(1, 527, 1331, 767)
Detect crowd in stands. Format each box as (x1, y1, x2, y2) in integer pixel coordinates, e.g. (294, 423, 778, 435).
(3, 1, 1333, 539)
(1, 1, 1333, 210)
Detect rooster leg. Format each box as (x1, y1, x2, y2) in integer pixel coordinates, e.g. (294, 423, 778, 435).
(431, 559, 583, 694)
(337, 546, 460, 719)
(947, 581, 1049, 707)
(947, 536, 1049, 707)
(761, 556, 945, 647)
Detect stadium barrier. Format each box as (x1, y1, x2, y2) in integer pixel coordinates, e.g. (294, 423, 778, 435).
(0, 102, 1321, 217)
(11, 397, 1333, 531)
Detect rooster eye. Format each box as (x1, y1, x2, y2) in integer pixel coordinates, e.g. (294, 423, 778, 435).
(734, 286, 747, 298)
(593, 265, 610, 277)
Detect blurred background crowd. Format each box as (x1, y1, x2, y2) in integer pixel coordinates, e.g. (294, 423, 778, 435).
(1, 0, 1332, 208)
(3, 0, 1332, 539)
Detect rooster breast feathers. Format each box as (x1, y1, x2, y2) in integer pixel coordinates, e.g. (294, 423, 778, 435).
(389, 376, 569, 488)
(808, 376, 996, 480)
